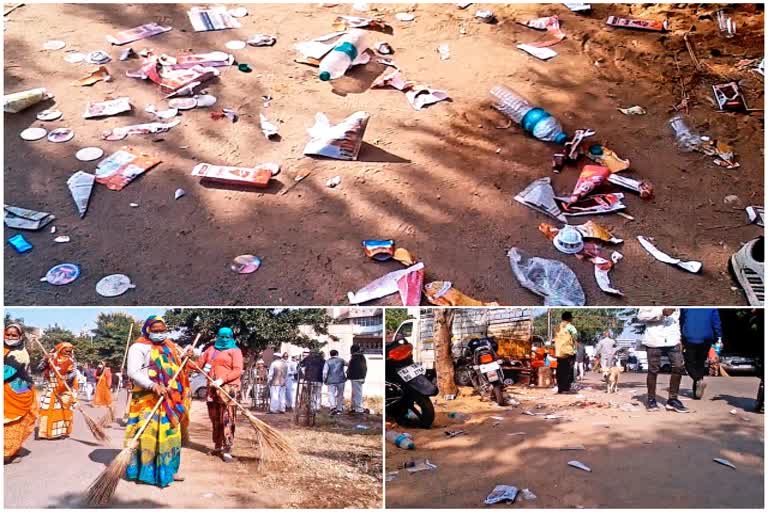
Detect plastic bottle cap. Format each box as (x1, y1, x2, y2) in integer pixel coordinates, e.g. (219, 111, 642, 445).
(319, 71, 331, 81)
(554, 132, 568, 145)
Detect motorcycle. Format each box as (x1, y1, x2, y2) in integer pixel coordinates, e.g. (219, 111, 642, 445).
(386, 334, 438, 428)
(456, 337, 506, 406)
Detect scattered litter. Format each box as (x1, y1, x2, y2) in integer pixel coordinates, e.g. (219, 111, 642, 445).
(386, 471, 398, 482)
(74, 65, 111, 86)
(7, 234, 33, 254)
(424, 281, 495, 306)
(520, 489, 538, 501)
(519, 15, 565, 48)
(326, 176, 341, 188)
(514, 177, 565, 222)
(195, 94, 217, 108)
(518, 44, 557, 61)
(437, 44, 450, 60)
(67, 171, 95, 218)
(406, 87, 450, 111)
(507, 432, 526, 436)
(169, 97, 198, 110)
(259, 114, 280, 139)
(347, 262, 424, 304)
(713, 82, 748, 112)
(95, 147, 161, 190)
(457, 2, 473, 8)
(5, 88, 54, 113)
(85, 50, 112, 65)
(129, 203, 139, 208)
(637, 236, 702, 273)
(43, 40, 66, 51)
(230, 255, 262, 274)
(723, 195, 740, 207)
(568, 460, 592, 472)
(713, 458, 736, 469)
(96, 274, 136, 297)
(188, 6, 241, 31)
(746, 206, 764, 227)
(716, 9, 736, 38)
(225, 40, 246, 50)
(606, 15, 668, 32)
(145, 104, 178, 120)
(729, 409, 738, 415)
(484, 485, 518, 505)
(375, 41, 393, 54)
(238, 63, 252, 72)
(53, 236, 70, 243)
(211, 108, 238, 122)
(559, 445, 585, 450)
(107, 23, 172, 45)
(405, 459, 437, 473)
(507, 247, 585, 306)
(4, 206, 55, 231)
(174, 188, 186, 200)
(564, 3, 592, 12)
(444, 430, 466, 438)
(247, 34, 277, 47)
(47, 128, 74, 143)
(36, 109, 62, 121)
(83, 97, 132, 118)
(304, 111, 369, 160)
(294, 31, 348, 63)
(20, 127, 48, 141)
(228, 7, 248, 18)
(543, 414, 562, 420)
(354, 424, 370, 430)
(64, 52, 86, 64)
(333, 15, 390, 32)
(42, 263, 80, 286)
(128, 54, 222, 95)
(75, 147, 104, 162)
(618, 105, 647, 115)
(101, 119, 180, 141)
(120, 47, 136, 61)
(474, 9, 496, 23)
(395, 12, 415, 22)
(560, 193, 627, 217)
(607, 173, 654, 199)
(191, 162, 277, 189)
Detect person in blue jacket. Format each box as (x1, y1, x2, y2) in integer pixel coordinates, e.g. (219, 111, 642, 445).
(680, 308, 722, 400)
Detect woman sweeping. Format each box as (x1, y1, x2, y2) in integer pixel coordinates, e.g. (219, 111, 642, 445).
(38, 342, 79, 440)
(4, 323, 38, 463)
(93, 361, 114, 418)
(125, 316, 193, 487)
(196, 327, 243, 463)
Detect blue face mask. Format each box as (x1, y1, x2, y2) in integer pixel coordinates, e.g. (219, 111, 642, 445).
(149, 332, 168, 343)
(214, 336, 236, 350)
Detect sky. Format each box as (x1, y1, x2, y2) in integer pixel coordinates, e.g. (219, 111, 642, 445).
(5, 307, 166, 333)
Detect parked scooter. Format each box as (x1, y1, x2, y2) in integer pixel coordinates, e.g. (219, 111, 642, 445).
(386, 333, 438, 428)
(456, 337, 506, 406)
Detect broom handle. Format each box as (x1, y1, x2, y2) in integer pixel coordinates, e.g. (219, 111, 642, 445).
(31, 337, 79, 398)
(128, 334, 201, 444)
(120, 324, 134, 374)
(187, 359, 252, 417)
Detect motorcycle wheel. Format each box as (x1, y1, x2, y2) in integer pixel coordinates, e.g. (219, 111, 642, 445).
(492, 384, 505, 406)
(455, 366, 474, 387)
(395, 393, 435, 429)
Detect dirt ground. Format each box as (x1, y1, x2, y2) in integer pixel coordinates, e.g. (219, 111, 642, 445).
(3, 3, 764, 306)
(4, 390, 382, 508)
(385, 372, 764, 509)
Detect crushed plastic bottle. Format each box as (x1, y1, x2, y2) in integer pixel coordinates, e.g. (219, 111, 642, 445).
(490, 85, 567, 144)
(319, 29, 368, 81)
(386, 430, 415, 449)
(669, 114, 704, 152)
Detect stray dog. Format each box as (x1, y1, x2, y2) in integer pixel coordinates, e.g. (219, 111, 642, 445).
(607, 366, 623, 394)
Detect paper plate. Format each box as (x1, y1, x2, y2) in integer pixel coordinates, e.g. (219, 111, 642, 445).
(96, 274, 136, 297)
(225, 40, 246, 50)
(194, 94, 217, 107)
(64, 52, 85, 64)
(43, 263, 80, 285)
(229, 7, 248, 17)
(43, 40, 66, 50)
(36, 109, 63, 121)
(168, 97, 197, 110)
(230, 254, 262, 274)
(20, 127, 48, 141)
(48, 128, 74, 143)
(76, 147, 104, 161)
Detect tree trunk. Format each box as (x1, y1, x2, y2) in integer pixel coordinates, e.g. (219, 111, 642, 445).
(434, 309, 457, 398)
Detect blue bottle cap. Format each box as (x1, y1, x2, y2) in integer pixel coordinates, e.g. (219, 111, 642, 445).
(319, 71, 331, 81)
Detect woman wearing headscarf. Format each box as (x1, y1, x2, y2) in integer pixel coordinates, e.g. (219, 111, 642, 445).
(4, 323, 38, 463)
(196, 327, 243, 463)
(125, 315, 193, 487)
(92, 361, 114, 411)
(38, 342, 79, 440)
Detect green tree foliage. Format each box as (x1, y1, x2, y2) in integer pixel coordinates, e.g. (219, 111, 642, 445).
(385, 308, 413, 336)
(89, 313, 142, 369)
(534, 309, 638, 345)
(163, 308, 332, 353)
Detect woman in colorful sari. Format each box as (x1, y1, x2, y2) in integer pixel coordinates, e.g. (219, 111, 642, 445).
(92, 361, 114, 409)
(38, 342, 79, 440)
(4, 323, 38, 463)
(125, 316, 193, 487)
(196, 327, 243, 463)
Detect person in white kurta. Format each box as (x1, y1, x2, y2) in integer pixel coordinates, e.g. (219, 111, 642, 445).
(267, 357, 288, 414)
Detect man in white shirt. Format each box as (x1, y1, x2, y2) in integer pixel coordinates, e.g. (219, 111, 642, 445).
(637, 308, 688, 413)
(267, 356, 288, 414)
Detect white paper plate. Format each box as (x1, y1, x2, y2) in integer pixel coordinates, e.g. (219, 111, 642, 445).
(76, 147, 104, 161)
(20, 127, 48, 141)
(96, 274, 136, 297)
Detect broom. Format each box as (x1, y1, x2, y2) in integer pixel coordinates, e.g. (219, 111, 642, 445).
(186, 359, 296, 466)
(85, 334, 201, 506)
(31, 337, 109, 443)
(119, 325, 134, 424)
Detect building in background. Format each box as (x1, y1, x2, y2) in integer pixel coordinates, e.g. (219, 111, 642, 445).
(280, 307, 384, 400)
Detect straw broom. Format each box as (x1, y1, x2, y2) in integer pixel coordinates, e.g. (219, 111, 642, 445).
(85, 334, 201, 507)
(31, 337, 109, 443)
(186, 359, 295, 466)
(119, 324, 134, 423)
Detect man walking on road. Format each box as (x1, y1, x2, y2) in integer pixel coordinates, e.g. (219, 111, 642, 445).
(268, 355, 288, 414)
(283, 353, 298, 412)
(575, 340, 586, 381)
(347, 345, 367, 414)
(554, 312, 578, 394)
(680, 308, 722, 400)
(83, 363, 96, 401)
(638, 308, 688, 413)
(300, 350, 325, 411)
(323, 350, 347, 415)
(594, 331, 617, 381)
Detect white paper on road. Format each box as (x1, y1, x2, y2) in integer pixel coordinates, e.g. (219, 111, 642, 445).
(517, 44, 558, 60)
(637, 236, 703, 273)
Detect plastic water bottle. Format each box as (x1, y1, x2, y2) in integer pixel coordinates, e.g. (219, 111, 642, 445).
(319, 29, 368, 81)
(447, 412, 469, 421)
(669, 114, 703, 151)
(490, 85, 568, 144)
(386, 430, 415, 449)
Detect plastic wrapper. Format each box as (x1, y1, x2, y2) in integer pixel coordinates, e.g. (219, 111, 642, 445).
(568, 460, 592, 472)
(559, 193, 625, 216)
(333, 15, 390, 31)
(637, 236, 702, 273)
(514, 177, 566, 222)
(362, 239, 395, 261)
(592, 252, 623, 296)
(67, 171, 96, 217)
(484, 485, 519, 505)
(423, 281, 496, 306)
(83, 97, 132, 119)
(95, 147, 161, 191)
(393, 247, 417, 266)
(586, 144, 631, 173)
(518, 44, 557, 60)
(294, 31, 348, 62)
(519, 15, 565, 47)
(106, 22, 172, 45)
(188, 6, 241, 31)
(3, 206, 56, 230)
(4, 88, 53, 113)
(347, 262, 424, 304)
(606, 173, 654, 199)
(191, 162, 276, 188)
(304, 111, 369, 160)
(405, 86, 450, 111)
(8, 234, 32, 254)
(746, 206, 764, 227)
(606, 15, 668, 31)
(74, 66, 112, 86)
(507, 247, 585, 306)
(562, 165, 610, 203)
(576, 220, 623, 244)
(101, 119, 180, 141)
(259, 114, 279, 139)
(397, 268, 424, 306)
(248, 34, 277, 47)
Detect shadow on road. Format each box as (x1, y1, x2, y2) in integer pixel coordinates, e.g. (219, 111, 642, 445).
(88, 448, 121, 466)
(712, 393, 759, 413)
(49, 492, 164, 509)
